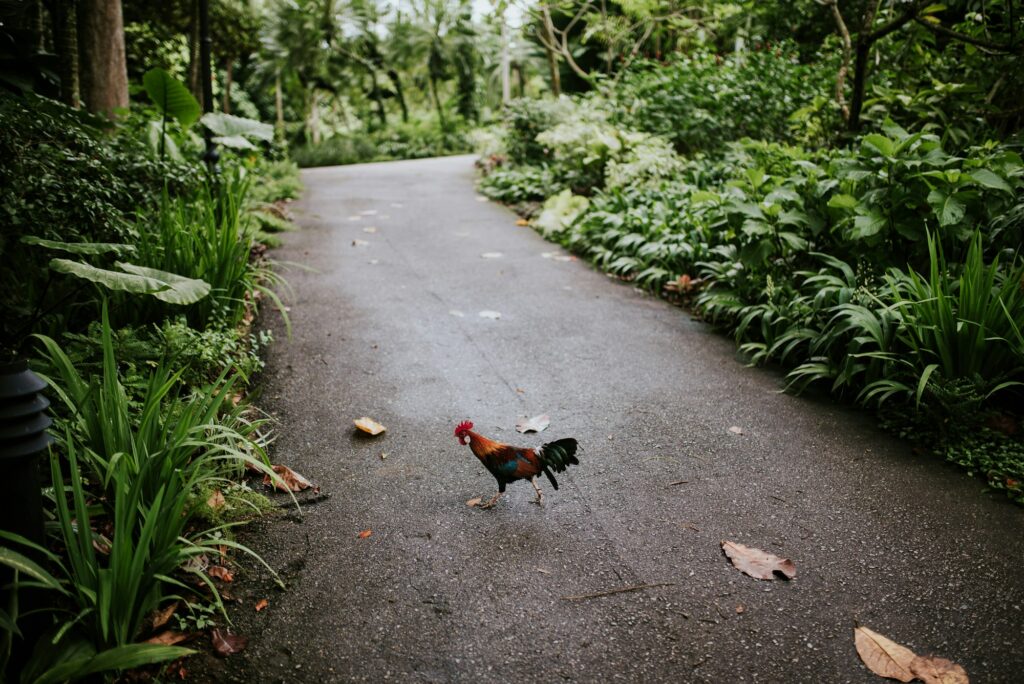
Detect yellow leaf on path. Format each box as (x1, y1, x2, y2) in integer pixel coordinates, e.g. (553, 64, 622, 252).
(854, 626, 917, 682)
(354, 417, 386, 435)
(466, 497, 482, 507)
(721, 540, 796, 580)
(515, 218, 529, 226)
(910, 655, 969, 684)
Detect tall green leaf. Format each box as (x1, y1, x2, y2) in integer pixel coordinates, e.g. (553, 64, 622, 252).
(142, 68, 200, 127)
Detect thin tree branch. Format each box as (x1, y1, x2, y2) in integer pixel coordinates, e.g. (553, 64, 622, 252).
(913, 17, 1022, 53)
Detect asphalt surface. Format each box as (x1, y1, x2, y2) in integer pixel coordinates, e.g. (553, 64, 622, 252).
(195, 155, 1024, 683)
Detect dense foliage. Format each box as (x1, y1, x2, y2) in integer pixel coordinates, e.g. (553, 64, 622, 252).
(1, 67, 298, 684)
(479, 1, 1024, 501)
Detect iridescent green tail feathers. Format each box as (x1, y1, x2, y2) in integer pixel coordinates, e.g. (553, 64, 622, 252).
(537, 438, 579, 490)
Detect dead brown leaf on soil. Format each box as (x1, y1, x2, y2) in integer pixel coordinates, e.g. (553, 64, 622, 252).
(357, 529, 373, 539)
(208, 565, 234, 582)
(151, 601, 180, 630)
(206, 490, 226, 511)
(466, 497, 482, 507)
(255, 598, 269, 612)
(721, 541, 796, 580)
(211, 628, 248, 657)
(263, 464, 313, 492)
(146, 631, 189, 646)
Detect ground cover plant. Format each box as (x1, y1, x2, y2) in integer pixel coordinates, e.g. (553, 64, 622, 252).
(477, 1, 1024, 503)
(0, 35, 303, 682)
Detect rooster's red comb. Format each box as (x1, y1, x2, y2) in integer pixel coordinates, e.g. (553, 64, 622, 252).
(454, 420, 473, 435)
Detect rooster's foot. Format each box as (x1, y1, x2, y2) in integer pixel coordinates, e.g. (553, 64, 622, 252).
(477, 493, 503, 510)
(529, 478, 544, 505)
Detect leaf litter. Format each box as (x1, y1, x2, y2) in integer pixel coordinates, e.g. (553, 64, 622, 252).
(211, 628, 248, 657)
(478, 310, 501, 320)
(854, 626, 968, 683)
(721, 541, 796, 580)
(515, 414, 550, 434)
(263, 464, 313, 492)
(354, 417, 386, 435)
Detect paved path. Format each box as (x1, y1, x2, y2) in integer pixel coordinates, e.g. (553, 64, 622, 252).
(201, 156, 1023, 682)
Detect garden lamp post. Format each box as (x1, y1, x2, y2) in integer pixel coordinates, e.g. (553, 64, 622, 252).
(0, 359, 52, 547)
(0, 359, 53, 671)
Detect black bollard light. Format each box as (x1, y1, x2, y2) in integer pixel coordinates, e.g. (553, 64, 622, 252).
(199, 0, 218, 175)
(0, 359, 53, 671)
(0, 359, 52, 546)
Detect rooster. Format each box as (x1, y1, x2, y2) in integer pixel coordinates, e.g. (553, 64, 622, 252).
(454, 420, 580, 509)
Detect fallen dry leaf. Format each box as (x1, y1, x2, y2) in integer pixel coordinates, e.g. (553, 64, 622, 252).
(362, 226, 378, 233)
(146, 631, 189, 646)
(354, 417, 386, 435)
(181, 554, 209, 575)
(151, 601, 180, 630)
(206, 490, 226, 511)
(480, 252, 504, 259)
(254, 598, 269, 612)
(352, 239, 369, 247)
(478, 310, 501, 320)
(475, 196, 488, 202)
(721, 541, 796, 580)
(208, 565, 233, 583)
(379, 452, 388, 461)
(263, 464, 313, 492)
(910, 655, 969, 684)
(360, 209, 378, 216)
(728, 426, 744, 435)
(515, 414, 550, 434)
(449, 309, 465, 317)
(357, 529, 373, 539)
(735, 605, 745, 615)
(466, 497, 482, 507)
(210, 628, 248, 657)
(515, 218, 529, 226)
(854, 626, 917, 682)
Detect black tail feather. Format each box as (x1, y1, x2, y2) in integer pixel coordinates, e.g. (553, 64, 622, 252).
(539, 438, 579, 479)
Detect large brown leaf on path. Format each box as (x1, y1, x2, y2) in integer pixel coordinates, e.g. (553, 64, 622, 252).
(854, 626, 917, 682)
(211, 628, 248, 657)
(910, 655, 969, 684)
(515, 414, 550, 434)
(263, 464, 312, 492)
(354, 417, 386, 435)
(721, 541, 796, 580)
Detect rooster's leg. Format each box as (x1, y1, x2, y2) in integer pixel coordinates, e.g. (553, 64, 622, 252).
(477, 491, 504, 510)
(529, 477, 544, 505)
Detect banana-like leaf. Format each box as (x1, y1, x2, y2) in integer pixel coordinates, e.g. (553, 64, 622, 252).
(201, 112, 273, 142)
(21, 236, 136, 256)
(116, 262, 211, 304)
(50, 258, 170, 295)
(143, 67, 200, 127)
(213, 134, 257, 150)
(49, 259, 211, 305)
(145, 120, 184, 161)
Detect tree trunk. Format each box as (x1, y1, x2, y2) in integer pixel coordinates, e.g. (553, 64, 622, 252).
(77, 0, 128, 117)
(275, 68, 284, 137)
(54, 0, 80, 108)
(187, 0, 203, 109)
(308, 89, 320, 145)
(515, 63, 525, 98)
(428, 74, 446, 130)
(500, 10, 511, 104)
(847, 40, 870, 132)
(222, 60, 233, 114)
(539, 5, 562, 95)
(369, 71, 387, 127)
(387, 69, 409, 123)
